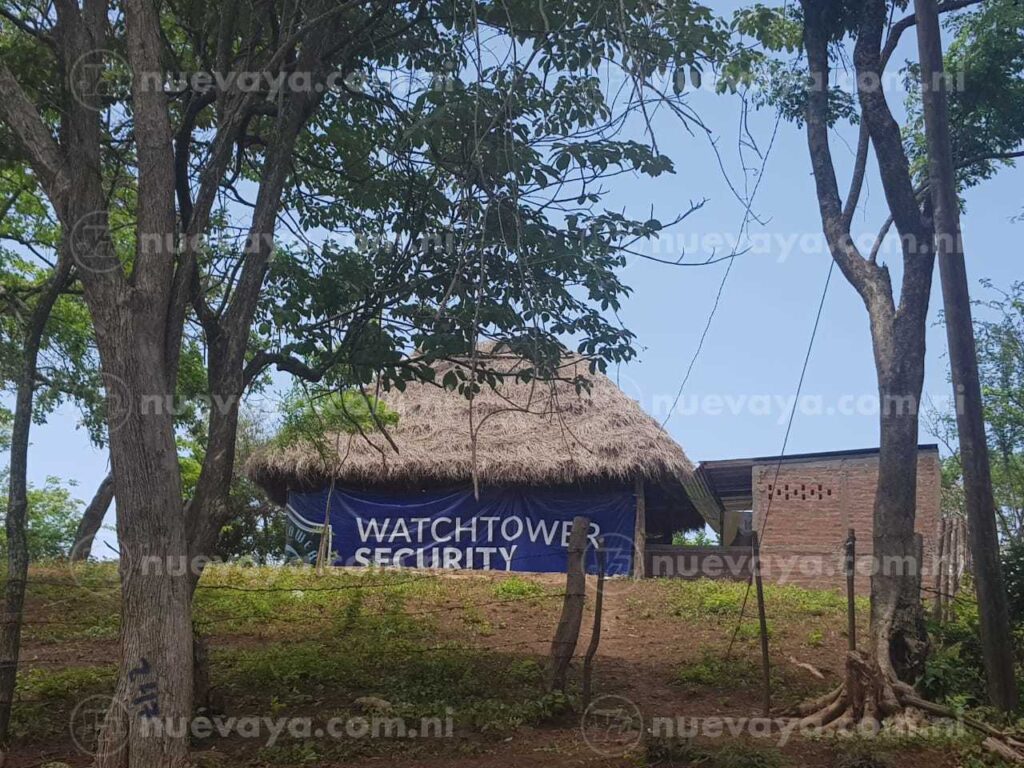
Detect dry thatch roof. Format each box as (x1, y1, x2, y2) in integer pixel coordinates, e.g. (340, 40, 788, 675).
(246, 347, 694, 501)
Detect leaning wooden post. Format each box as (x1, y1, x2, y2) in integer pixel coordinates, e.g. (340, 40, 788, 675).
(581, 537, 606, 710)
(932, 518, 947, 622)
(949, 522, 958, 620)
(845, 528, 856, 651)
(549, 516, 589, 692)
(940, 522, 952, 622)
(633, 477, 646, 579)
(751, 531, 771, 716)
(951, 519, 962, 600)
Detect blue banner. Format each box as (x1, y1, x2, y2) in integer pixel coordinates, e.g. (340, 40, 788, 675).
(287, 485, 637, 576)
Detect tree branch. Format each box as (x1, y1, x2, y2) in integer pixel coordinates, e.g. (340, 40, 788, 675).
(800, 1, 888, 312)
(123, 0, 178, 304)
(881, 0, 984, 70)
(0, 64, 70, 218)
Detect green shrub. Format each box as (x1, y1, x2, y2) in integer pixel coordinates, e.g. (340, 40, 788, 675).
(672, 529, 717, 546)
(921, 599, 991, 708)
(1002, 538, 1024, 625)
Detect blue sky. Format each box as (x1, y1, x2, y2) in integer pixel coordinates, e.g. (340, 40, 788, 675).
(4, 10, 1022, 549)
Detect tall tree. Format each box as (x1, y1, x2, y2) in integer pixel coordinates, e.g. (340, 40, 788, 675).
(802, 0, 933, 697)
(0, 2, 727, 764)
(727, 0, 1021, 724)
(913, 0, 1018, 710)
(973, 281, 1024, 540)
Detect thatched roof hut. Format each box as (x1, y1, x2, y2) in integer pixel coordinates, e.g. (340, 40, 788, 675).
(247, 347, 706, 574)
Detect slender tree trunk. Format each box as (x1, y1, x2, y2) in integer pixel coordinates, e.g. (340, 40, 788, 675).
(71, 473, 115, 561)
(0, 257, 72, 750)
(913, 0, 1019, 711)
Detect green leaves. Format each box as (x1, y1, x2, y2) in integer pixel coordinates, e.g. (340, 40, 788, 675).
(0, 472, 82, 561)
(274, 389, 399, 451)
(246, 0, 728, 399)
(906, 0, 1024, 192)
(732, 4, 802, 53)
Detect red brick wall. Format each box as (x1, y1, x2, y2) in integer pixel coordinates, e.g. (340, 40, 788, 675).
(751, 450, 941, 594)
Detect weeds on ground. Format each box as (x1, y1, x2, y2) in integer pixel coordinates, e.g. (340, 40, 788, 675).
(675, 650, 766, 688)
(670, 580, 867, 622)
(491, 576, 546, 600)
(12, 665, 116, 742)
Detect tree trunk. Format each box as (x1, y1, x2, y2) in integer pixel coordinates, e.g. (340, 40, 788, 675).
(0, 256, 72, 750)
(92, 355, 193, 768)
(913, 0, 1019, 711)
(867, 328, 929, 684)
(71, 473, 115, 561)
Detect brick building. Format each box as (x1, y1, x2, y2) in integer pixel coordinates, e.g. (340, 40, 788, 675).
(689, 446, 941, 593)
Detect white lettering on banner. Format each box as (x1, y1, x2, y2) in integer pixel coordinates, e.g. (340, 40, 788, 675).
(355, 518, 388, 539)
(479, 516, 500, 539)
(351, 546, 520, 570)
(526, 517, 560, 545)
(345, 513, 607, 571)
(454, 517, 477, 542)
(389, 518, 411, 543)
(500, 516, 523, 540)
(430, 517, 453, 542)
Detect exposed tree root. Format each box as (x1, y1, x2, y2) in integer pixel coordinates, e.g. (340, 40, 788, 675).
(785, 651, 1024, 762)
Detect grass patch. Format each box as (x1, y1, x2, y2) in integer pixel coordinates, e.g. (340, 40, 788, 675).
(672, 580, 747, 618)
(491, 576, 546, 600)
(676, 650, 764, 688)
(12, 665, 116, 742)
(734, 620, 771, 641)
(193, 564, 444, 637)
(670, 579, 867, 623)
(461, 606, 495, 636)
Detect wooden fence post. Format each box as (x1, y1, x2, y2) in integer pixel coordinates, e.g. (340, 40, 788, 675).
(951, 519, 962, 603)
(845, 528, 856, 651)
(549, 516, 589, 692)
(751, 531, 771, 716)
(932, 518, 947, 622)
(633, 477, 646, 579)
(581, 537, 606, 709)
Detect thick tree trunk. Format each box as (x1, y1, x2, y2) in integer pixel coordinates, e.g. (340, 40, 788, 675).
(92, 355, 193, 768)
(71, 473, 115, 561)
(868, 351, 929, 683)
(0, 257, 71, 750)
